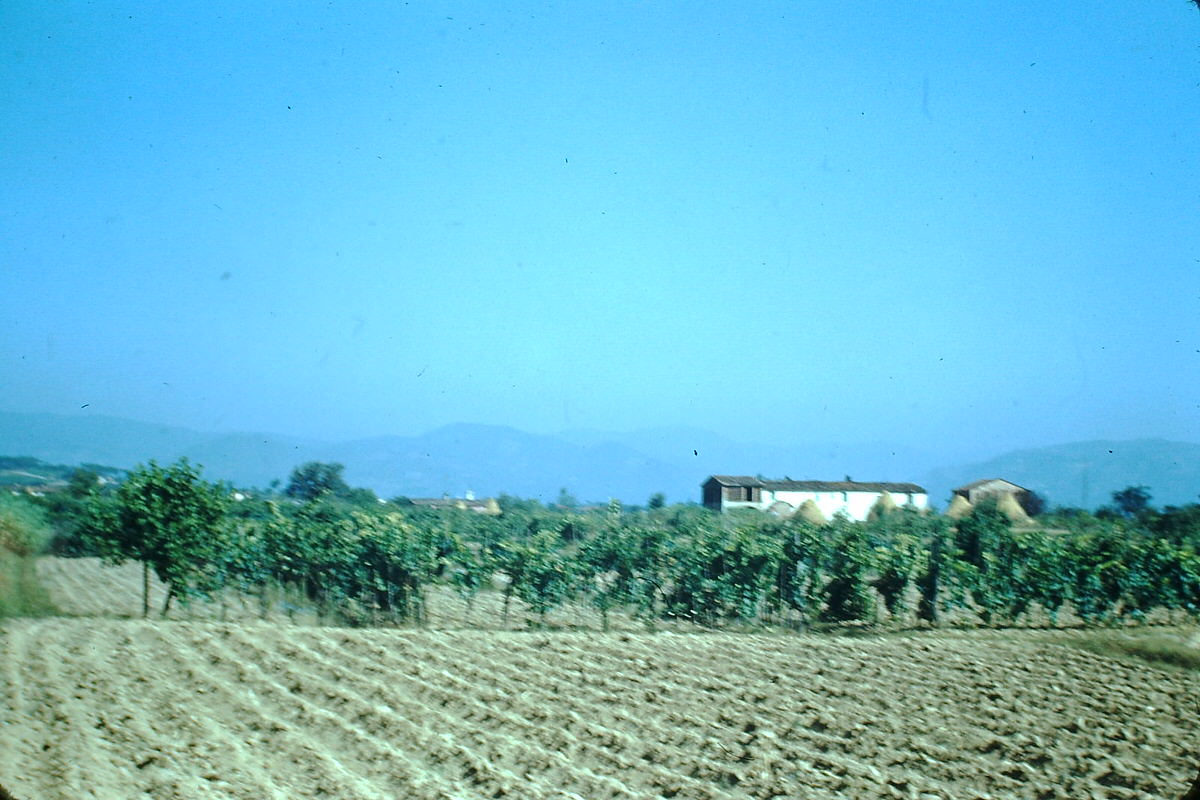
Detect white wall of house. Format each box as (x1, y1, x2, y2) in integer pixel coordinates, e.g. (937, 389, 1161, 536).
(755, 489, 928, 521)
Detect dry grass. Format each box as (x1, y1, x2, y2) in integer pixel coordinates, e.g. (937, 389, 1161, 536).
(1059, 627, 1200, 672)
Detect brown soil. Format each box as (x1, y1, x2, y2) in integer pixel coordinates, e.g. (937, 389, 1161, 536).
(1, 558, 1196, 799)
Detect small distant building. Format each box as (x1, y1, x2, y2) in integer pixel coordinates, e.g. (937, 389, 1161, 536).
(952, 478, 1030, 506)
(405, 496, 501, 515)
(951, 478, 1035, 523)
(702, 475, 928, 521)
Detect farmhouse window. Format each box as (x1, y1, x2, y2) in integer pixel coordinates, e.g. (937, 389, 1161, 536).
(725, 486, 760, 502)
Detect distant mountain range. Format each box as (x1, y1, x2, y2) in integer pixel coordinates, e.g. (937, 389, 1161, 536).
(0, 411, 1196, 509)
(920, 439, 1200, 510)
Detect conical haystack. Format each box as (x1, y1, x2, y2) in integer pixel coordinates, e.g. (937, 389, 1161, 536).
(996, 491, 1030, 524)
(867, 491, 897, 522)
(945, 494, 973, 520)
(795, 499, 827, 525)
(767, 500, 795, 517)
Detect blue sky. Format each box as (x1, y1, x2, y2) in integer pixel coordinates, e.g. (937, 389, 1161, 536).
(2, 1, 1198, 459)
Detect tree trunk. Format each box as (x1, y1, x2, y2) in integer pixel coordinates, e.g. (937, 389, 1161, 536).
(161, 586, 174, 618)
(142, 562, 150, 618)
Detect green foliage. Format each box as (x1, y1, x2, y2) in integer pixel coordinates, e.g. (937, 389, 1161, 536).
(0, 495, 58, 618)
(36, 467, 107, 555)
(496, 493, 542, 514)
(284, 461, 352, 502)
(347, 511, 447, 624)
(490, 528, 574, 625)
(665, 515, 786, 625)
(821, 516, 877, 622)
(25, 458, 1200, 631)
(1112, 485, 1152, 518)
(1150, 504, 1200, 547)
(579, 520, 638, 630)
(0, 549, 58, 618)
(780, 517, 830, 627)
(555, 487, 579, 509)
(80, 459, 229, 614)
(0, 494, 53, 557)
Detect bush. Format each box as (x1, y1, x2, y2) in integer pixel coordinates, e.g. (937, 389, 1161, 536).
(0, 549, 57, 617)
(0, 494, 53, 556)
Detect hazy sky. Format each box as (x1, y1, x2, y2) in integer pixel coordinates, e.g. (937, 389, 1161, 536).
(3, 2, 1198, 455)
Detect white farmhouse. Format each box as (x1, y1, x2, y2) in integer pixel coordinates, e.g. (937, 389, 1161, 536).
(701, 475, 928, 521)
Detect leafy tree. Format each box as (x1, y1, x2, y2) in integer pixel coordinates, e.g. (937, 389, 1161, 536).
(821, 516, 877, 622)
(34, 467, 104, 555)
(555, 487, 579, 510)
(1151, 504, 1200, 547)
(496, 493, 542, 515)
(284, 461, 352, 501)
(647, 492, 666, 510)
(1019, 490, 1047, 518)
(1112, 485, 1152, 519)
(80, 459, 229, 616)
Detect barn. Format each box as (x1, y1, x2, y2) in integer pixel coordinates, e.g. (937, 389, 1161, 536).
(701, 475, 928, 521)
(952, 478, 1031, 506)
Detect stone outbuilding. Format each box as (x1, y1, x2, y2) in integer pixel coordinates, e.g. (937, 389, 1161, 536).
(952, 478, 1031, 507)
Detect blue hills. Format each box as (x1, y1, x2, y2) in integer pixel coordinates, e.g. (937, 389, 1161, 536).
(0, 411, 1196, 509)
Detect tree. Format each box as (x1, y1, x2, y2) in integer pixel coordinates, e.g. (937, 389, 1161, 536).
(647, 492, 666, 510)
(36, 467, 104, 555)
(284, 461, 352, 501)
(81, 459, 229, 616)
(952, 497, 1015, 622)
(1112, 485, 1152, 519)
(555, 487, 579, 510)
(1018, 490, 1047, 518)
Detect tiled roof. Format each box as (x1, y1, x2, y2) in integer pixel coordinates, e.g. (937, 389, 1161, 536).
(705, 475, 765, 487)
(705, 476, 925, 494)
(954, 478, 1028, 492)
(763, 480, 926, 494)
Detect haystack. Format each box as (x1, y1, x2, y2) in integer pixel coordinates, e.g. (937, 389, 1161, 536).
(945, 494, 973, 520)
(767, 500, 795, 518)
(996, 491, 1030, 524)
(867, 491, 897, 522)
(795, 499, 827, 525)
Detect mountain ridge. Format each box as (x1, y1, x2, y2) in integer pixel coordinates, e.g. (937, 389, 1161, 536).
(0, 411, 1195, 508)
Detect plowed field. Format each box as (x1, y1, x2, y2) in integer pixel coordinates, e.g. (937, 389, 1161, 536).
(2, 559, 1198, 799)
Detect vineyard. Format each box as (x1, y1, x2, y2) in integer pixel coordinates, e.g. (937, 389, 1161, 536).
(39, 460, 1200, 634)
(1, 555, 1198, 799)
(4, 463, 1200, 798)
